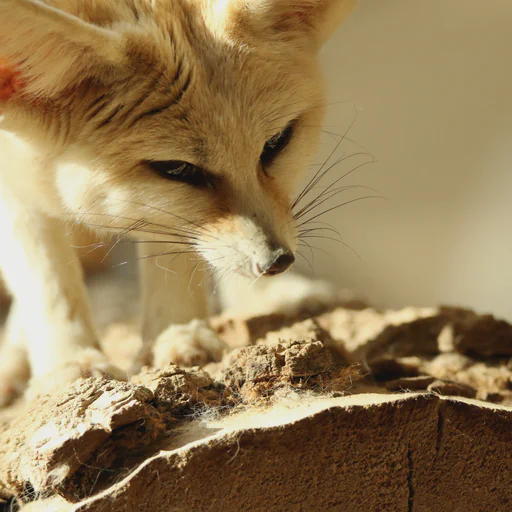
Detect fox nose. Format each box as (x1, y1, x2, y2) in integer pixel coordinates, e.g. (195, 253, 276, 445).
(257, 251, 295, 276)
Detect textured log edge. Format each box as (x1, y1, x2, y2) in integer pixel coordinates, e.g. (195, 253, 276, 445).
(63, 392, 512, 512)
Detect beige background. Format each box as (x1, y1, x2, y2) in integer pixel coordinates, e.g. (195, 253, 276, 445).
(300, 0, 512, 319)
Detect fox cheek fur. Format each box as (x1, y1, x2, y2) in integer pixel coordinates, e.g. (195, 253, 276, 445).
(0, 0, 357, 399)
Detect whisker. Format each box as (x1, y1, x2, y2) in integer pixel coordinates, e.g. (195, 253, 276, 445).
(298, 234, 361, 260)
(295, 250, 315, 275)
(299, 126, 374, 155)
(298, 195, 386, 227)
(100, 219, 148, 263)
(297, 226, 343, 240)
(298, 220, 343, 234)
(107, 197, 218, 239)
(213, 265, 233, 294)
(204, 262, 225, 289)
(294, 179, 376, 221)
(292, 153, 375, 218)
(291, 106, 359, 210)
(229, 257, 251, 287)
(249, 271, 264, 289)
(187, 260, 203, 298)
(77, 221, 204, 241)
(96, 235, 195, 248)
(294, 184, 378, 222)
(112, 249, 196, 268)
(297, 238, 315, 265)
(155, 252, 183, 280)
(298, 242, 340, 264)
(67, 212, 205, 241)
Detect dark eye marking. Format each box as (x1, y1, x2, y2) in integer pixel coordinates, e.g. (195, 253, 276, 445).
(146, 160, 216, 189)
(260, 121, 295, 169)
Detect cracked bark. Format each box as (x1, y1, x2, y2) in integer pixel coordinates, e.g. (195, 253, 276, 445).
(407, 444, 415, 512)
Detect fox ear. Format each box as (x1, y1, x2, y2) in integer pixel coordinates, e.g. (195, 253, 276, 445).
(0, 0, 126, 99)
(233, 0, 357, 50)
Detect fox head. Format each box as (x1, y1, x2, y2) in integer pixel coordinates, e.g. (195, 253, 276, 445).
(0, 0, 356, 278)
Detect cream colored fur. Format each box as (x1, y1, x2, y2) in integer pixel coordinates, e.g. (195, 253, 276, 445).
(0, 0, 356, 405)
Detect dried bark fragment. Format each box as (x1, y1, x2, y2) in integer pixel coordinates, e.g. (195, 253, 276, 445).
(209, 297, 366, 351)
(0, 378, 166, 502)
(385, 375, 477, 398)
(131, 365, 224, 418)
(220, 340, 360, 403)
(316, 306, 512, 402)
(258, 318, 349, 364)
(210, 313, 291, 348)
(426, 379, 477, 398)
(448, 310, 512, 357)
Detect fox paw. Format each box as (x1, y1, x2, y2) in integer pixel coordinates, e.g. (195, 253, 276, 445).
(0, 347, 30, 407)
(153, 319, 227, 368)
(0, 373, 28, 407)
(25, 348, 126, 401)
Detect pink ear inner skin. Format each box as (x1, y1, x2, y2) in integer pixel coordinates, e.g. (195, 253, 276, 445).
(0, 59, 24, 108)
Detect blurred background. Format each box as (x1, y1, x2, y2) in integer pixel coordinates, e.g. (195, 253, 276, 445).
(296, 0, 512, 320)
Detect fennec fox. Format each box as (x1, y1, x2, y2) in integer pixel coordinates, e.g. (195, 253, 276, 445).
(0, 0, 356, 404)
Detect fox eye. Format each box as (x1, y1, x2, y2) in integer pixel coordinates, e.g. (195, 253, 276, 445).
(147, 160, 215, 189)
(260, 122, 294, 168)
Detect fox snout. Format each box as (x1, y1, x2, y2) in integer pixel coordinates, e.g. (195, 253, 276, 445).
(198, 206, 297, 280)
(255, 248, 295, 277)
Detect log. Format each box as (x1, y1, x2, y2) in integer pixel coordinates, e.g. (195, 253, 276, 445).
(2, 303, 512, 511)
(8, 394, 512, 512)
